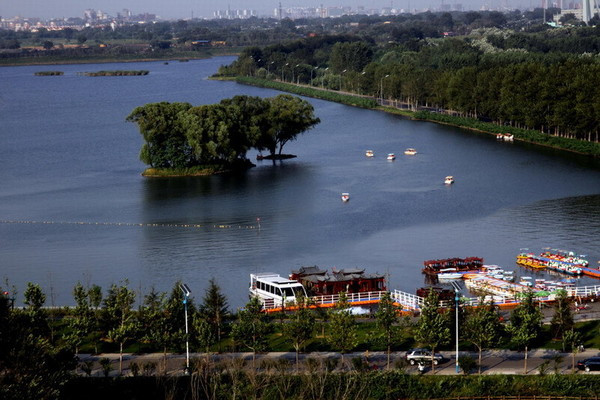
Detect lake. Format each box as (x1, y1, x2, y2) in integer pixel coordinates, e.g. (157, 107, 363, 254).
(1, 56, 599, 308)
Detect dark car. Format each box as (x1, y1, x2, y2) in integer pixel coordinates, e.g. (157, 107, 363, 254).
(577, 357, 600, 372)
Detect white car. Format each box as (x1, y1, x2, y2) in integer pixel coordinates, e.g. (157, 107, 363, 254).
(405, 348, 444, 365)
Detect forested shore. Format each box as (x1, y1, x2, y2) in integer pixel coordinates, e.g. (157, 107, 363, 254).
(219, 27, 600, 149)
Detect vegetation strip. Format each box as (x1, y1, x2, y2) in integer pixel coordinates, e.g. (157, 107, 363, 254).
(78, 70, 149, 76)
(234, 76, 378, 109)
(34, 70, 63, 76)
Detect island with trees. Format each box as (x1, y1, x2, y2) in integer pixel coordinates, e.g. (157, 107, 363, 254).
(126, 94, 320, 176)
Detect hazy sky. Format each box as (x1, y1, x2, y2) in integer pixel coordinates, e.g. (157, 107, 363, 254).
(1, 0, 533, 20)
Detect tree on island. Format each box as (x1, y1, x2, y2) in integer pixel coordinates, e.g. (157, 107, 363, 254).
(261, 94, 320, 158)
(127, 94, 320, 174)
(126, 102, 193, 169)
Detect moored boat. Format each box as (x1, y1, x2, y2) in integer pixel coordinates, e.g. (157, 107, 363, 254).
(249, 273, 308, 308)
(404, 148, 417, 155)
(365, 150, 374, 157)
(387, 153, 396, 161)
(438, 272, 464, 281)
(517, 250, 585, 275)
(341, 192, 350, 202)
(503, 134, 514, 142)
(290, 266, 386, 296)
(422, 257, 484, 276)
(444, 176, 454, 185)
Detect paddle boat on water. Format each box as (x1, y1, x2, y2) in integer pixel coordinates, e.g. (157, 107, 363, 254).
(387, 153, 396, 161)
(444, 176, 454, 185)
(365, 150, 374, 157)
(404, 148, 417, 155)
(341, 192, 350, 202)
(503, 134, 514, 142)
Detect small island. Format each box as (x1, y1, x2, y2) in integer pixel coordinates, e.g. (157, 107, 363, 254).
(78, 70, 149, 77)
(127, 94, 320, 176)
(34, 71, 64, 76)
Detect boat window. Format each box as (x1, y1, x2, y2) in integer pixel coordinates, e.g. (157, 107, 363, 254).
(282, 287, 296, 298)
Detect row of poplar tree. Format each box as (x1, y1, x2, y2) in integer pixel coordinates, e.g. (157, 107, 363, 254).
(224, 32, 600, 142)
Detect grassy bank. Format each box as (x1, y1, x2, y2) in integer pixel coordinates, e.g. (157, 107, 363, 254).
(413, 111, 600, 158)
(234, 76, 378, 109)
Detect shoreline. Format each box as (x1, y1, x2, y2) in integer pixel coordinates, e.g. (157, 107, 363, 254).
(0, 51, 241, 67)
(231, 76, 600, 160)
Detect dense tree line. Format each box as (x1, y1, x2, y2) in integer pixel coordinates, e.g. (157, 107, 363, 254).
(223, 27, 600, 143)
(0, 8, 575, 51)
(126, 95, 319, 172)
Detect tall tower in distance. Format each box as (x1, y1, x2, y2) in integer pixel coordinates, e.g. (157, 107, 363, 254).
(582, 0, 593, 23)
(279, 2, 283, 20)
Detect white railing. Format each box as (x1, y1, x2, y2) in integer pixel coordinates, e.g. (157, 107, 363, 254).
(257, 283, 600, 311)
(568, 284, 600, 298)
(259, 291, 387, 310)
(391, 289, 423, 310)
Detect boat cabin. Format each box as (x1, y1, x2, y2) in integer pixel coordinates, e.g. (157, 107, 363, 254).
(249, 273, 308, 308)
(290, 266, 386, 296)
(422, 257, 484, 276)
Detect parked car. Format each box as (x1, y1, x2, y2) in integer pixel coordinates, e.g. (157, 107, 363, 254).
(577, 357, 600, 372)
(405, 348, 444, 365)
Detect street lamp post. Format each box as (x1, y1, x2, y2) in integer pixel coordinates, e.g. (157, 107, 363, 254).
(268, 61, 274, 75)
(282, 63, 289, 82)
(179, 283, 192, 374)
(451, 281, 461, 374)
(311, 67, 318, 86)
(322, 67, 329, 89)
(340, 69, 346, 92)
(380, 74, 389, 104)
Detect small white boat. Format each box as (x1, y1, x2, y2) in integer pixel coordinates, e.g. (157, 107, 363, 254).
(438, 272, 463, 281)
(404, 148, 417, 155)
(496, 133, 504, 140)
(503, 134, 514, 142)
(387, 153, 395, 161)
(444, 176, 454, 185)
(341, 192, 350, 202)
(365, 150, 374, 157)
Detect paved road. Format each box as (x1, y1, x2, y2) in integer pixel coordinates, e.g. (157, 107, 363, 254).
(78, 348, 600, 377)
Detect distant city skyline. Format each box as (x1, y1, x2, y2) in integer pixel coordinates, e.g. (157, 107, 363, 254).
(1, 0, 544, 20)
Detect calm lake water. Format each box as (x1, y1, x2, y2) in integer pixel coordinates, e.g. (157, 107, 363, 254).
(1, 57, 599, 308)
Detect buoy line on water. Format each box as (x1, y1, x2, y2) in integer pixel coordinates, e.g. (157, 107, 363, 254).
(0, 219, 260, 230)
